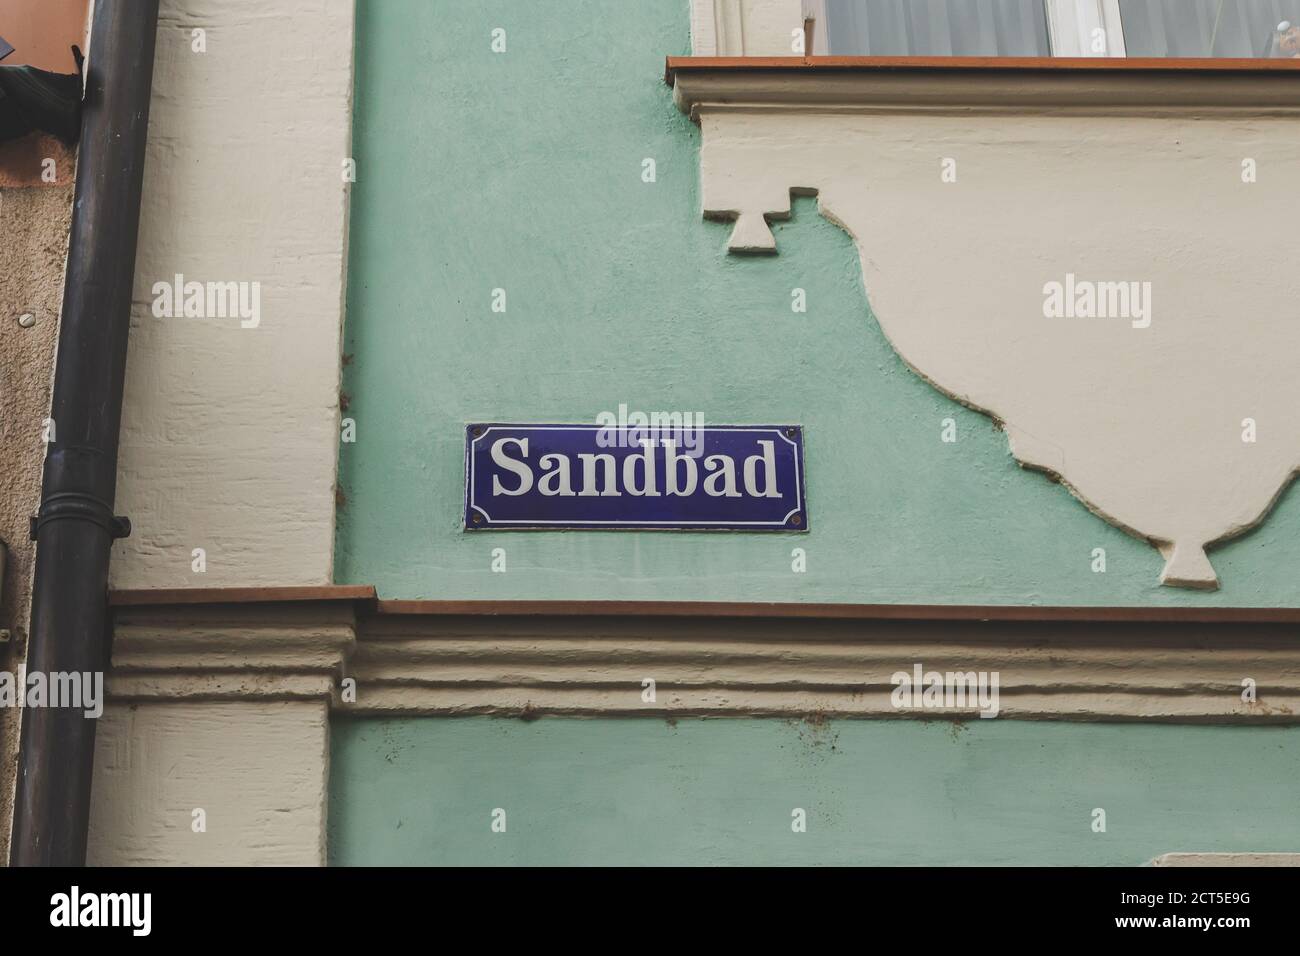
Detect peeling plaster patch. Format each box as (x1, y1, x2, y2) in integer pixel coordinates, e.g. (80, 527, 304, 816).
(785, 712, 841, 765)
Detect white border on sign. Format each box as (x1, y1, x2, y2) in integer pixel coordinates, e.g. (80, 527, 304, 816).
(466, 424, 805, 527)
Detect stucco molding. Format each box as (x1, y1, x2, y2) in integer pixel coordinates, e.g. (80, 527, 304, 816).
(105, 596, 1300, 722)
(343, 614, 1300, 721)
(669, 60, 1300, 591)
(108, 602, 356, 703)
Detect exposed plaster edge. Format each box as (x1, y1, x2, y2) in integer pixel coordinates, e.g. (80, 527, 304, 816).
(1150, 852, 1300, 866)
(327, 0, 358, 584)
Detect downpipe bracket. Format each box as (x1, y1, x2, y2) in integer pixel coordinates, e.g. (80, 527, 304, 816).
(30, 492, 132, 540)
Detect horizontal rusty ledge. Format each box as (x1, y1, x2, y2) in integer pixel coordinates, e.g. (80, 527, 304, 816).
(106, 587, 1300, 624)
(108, 585, 377, 607)
(664, 55, 1300, 83)
(372, 600, 1300, 624)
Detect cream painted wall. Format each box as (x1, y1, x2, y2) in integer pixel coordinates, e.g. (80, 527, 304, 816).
(86, 0, 355, 866)
(692, 0, 804, 56)
(88, 701, 329, 866)
(112, 0, 354, 589)
(679, 70, 1300, 590)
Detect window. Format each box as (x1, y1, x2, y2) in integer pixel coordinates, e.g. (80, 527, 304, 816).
(1121, 0, 1300, 57)
(821, 0, 1052, 56)
(814, 0, 1300, 58)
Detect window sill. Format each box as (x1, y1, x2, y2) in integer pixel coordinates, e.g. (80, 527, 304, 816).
(666, 55, 1300, 117)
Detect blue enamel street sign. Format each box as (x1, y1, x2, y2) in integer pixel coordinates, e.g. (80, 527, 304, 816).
(464, 423, 807, 531)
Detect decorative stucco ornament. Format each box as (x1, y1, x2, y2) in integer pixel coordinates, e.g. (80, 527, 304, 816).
(675, 64, 1300, 589)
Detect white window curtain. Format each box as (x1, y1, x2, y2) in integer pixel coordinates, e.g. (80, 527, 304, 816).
(818, 0, 1300, 57)
(1119, 1, 1300, 57)
(823, 0, 1052, 56)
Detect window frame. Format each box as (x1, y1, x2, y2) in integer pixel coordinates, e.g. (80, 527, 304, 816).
(697, 0, 1295, 60)
(1044, 0, 1127, 57)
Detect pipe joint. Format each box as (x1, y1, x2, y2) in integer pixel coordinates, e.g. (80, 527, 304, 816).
(29, 492, 131, 540)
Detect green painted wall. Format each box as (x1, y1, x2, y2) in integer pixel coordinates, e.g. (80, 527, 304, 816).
(329, 717, 1300, 866)
(337, 0, 1300, 606)
(332, 1, 1299, 870)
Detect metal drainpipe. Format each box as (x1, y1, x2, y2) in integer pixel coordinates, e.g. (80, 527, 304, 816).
(10, 0, 159, 867)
